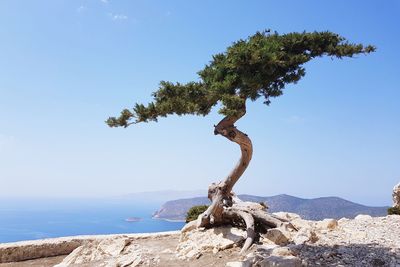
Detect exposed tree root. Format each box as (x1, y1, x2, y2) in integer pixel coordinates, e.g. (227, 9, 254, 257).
(181, 103, 291, 253)
(223, 207, 255, 254)
(181, 196, 291, 254)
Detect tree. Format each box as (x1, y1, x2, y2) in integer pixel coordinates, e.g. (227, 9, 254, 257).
(107, 30, 375, 252)
(186, 205, 209, 223)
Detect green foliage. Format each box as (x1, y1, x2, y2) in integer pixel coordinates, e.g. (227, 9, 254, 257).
(107, 30, 375, 127)
(388, 206, 400, 215)
(186, 205, 209, 223)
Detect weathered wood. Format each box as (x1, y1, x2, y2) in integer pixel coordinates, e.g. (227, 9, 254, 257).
(223, 208, 255, 254)
(197, 105, 252, 227)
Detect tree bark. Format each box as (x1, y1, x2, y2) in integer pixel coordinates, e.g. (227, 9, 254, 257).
(197, 107, 252, 227)
(180, 102, 289, 253)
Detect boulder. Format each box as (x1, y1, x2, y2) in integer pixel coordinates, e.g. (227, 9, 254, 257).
(338, 217, 350, 224)
(257, 255, 302, 267)
(177, 226, 246, 259)
(354, 214, 372, 221)
(263, 229, 290, 246)
(226, 260, 252, 267)
(316, 219, 338, 230)
(270, 247, 294, 257)
(292, 228, 318, 245)
(272, 212, 301, 221)
(54, 237, 145, 267)
(243, 245, 301, 267)
(290, 218, 314, 231)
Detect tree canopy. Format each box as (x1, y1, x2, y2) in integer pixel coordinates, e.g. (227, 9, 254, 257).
(107, 30, 375, 127)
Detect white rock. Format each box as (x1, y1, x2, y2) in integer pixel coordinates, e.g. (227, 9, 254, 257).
(272, 212, 301, 221)
(258, 255, 302, 267)
(316, 219, 338, 230)
(292, 228, 318, 245)
(161, 248, 173, 254)
(55, 237, 143, 267)
(270, 247, 294, 257)
(263, 228, 290, 246)
(354, 214, 373, 221)
(226, 260, 252, 267)
(338, 217, 350, 224)
(290, 218, 314, 230)
(176, 226, 246, 259)
(257, 244, 279, 251)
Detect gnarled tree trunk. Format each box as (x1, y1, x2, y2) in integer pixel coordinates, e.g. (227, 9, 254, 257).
(197, 108, 252, 227)
(182, 103, 289, 253)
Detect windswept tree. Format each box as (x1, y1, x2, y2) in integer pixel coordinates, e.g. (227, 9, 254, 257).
(107, 31, 375, 252)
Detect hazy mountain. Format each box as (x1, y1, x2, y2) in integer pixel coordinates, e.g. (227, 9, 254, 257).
(152, 194, 388, 221)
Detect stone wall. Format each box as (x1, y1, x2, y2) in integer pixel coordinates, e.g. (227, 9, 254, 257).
(0, 231, 180, 263)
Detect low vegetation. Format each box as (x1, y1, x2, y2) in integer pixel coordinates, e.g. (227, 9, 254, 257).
(186, 205, 209, 222)
(388, 207, 400, 215)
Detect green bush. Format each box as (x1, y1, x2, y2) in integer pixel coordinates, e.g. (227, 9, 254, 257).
(186, 205, 209, 222)
(388, 206, 400, 215)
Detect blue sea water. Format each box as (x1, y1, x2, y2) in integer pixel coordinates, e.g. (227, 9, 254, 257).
(0, 198, 185, 243)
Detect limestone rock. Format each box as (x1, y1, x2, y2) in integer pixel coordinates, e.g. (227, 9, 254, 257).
(338, 217, 350, 224)
(177, 226, 246, 259)
(290, 218, 314, 231)
(55, 237, 144, 267)
(316, 218, 338, 230)
(263, 229, 290, 246)
(354, 214, 372, 221)
(272, 212, 301, 221)
(243, 245, 301, 267)
(226, 260, 252, 267)
(0, 237, 83, 263)
(258, 255, 302, 267)
(292, 228, 318, 245)
(270, 247, 294, 257)
(393, 182, 400, 207)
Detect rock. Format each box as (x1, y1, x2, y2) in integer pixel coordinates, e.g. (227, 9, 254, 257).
(354, 214, 372, 221)
(0, 237, 83, 263)
(245, 244, 301, 267)
(54, 237, 143, 267)
(393, 183, 400, 207)
(258, 255, 302, 267)
(176, 226, 246, 259)
(292, 228, 318, 245)
(263, 228, 290, 246)
(272, 212, 301, 221)
(290, 218, 314, 230)
(257, 244, 279, 252)
(161, 248, 173, 254)
(316, 219, 338, 230)
(338, 217, 349, 224)
(270, 247, 294, 257)
(0, 231, 180, 264)
(226, 260, 252, 267)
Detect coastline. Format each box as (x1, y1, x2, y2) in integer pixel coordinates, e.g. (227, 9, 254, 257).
(151, 216, 185, 223)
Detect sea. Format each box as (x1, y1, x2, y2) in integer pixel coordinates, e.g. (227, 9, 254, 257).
(0, 198, 185, 243)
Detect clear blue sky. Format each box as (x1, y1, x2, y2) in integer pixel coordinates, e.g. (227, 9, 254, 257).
(0, 0, 399, 206)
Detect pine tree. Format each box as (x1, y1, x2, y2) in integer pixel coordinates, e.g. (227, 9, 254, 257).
(107, 30, 375, 252)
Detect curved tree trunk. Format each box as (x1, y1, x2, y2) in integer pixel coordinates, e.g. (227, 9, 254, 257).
(197, 109, 252, 227)
(182, 103, 289, 253)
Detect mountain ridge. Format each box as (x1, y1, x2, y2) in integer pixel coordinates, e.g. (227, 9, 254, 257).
(152, 194, 388, 221)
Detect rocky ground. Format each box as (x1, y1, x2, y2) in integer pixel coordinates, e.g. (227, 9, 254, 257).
(228, 213, 400, 267)
(1, 213, 399, 267)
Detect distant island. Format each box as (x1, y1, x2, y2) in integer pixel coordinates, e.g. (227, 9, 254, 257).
(153, 194, 388, 221)
(124, 217, 142, 222)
